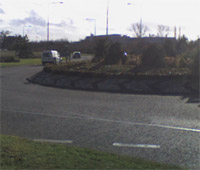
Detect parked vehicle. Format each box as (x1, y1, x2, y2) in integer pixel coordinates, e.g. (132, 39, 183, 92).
(72, 51, 81, 59)
(42, 50, 62, 65)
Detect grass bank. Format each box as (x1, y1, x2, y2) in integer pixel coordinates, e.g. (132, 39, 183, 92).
(0, 58, 42, 67)
(0, 135, 182, 169)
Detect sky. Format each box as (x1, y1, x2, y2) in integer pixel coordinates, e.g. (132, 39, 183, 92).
(0, 0, 199, 42)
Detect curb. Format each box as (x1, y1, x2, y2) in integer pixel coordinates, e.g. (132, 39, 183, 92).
(27, 71, 199, 96)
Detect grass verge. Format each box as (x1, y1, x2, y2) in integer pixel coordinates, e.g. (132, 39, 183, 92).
(0, 58, 42, 67)
(0, 135, 182, 169)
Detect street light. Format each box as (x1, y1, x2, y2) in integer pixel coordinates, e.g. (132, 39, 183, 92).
(106, 0, 109, 35)
(23, 25, 32, 37)
(86, 18, 96, 36)
(106, 0, 133, 36)
(47, 1, 64, 42)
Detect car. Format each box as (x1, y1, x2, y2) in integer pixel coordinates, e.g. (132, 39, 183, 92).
(72, 51, 81, 59)
(41, 50, 62, 65)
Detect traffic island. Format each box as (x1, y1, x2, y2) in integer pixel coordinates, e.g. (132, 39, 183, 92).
(27, 70, 199, 96)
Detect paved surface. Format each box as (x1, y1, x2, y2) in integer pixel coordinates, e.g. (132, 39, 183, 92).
(1, 65, 200, 169)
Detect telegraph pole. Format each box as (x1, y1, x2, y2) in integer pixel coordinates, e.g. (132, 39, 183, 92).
(106, 0, 109, 35)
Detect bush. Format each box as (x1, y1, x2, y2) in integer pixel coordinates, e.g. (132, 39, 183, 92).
(141, 44, 165, 68)
(94, 39, 108, 61)
(191, 51, 199, 76)
(105, 42, 122, 65)
(0, 56, 20, 62)
(121, 53, 128, 65)
(163, 39, 176, 57)
(178, 56, 188, 68)
(165, 56, 176, 68)
(14, 36, 33, 58)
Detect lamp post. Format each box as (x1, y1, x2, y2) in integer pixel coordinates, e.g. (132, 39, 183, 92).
(86, 18, 96, 36)
(47, 1, 63, 42)
(23, 25, 32, 37)
(106, 0, 109, 35)
(106, 0, 132, 36)
(198, 36, 200, 60)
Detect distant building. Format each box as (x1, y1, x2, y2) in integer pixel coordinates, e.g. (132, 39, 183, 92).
(86, 34, 176, 45)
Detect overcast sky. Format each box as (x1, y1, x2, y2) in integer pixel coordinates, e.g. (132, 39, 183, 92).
(0, 0, 199, 41)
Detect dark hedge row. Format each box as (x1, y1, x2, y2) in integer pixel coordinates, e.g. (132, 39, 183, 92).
(0, 56, 20, 62)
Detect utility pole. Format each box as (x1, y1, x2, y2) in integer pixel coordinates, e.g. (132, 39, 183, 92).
(86, 18, 96, 36)
(174, 26, 177, 39)
(23, 25, 32, 37)
(47, 1, 63, 42)
(198, 36, 200, 60)
(106, 0, 109, 35)
(47, 16, 49, 42)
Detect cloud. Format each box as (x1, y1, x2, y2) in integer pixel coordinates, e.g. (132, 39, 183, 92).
(50, 19, 77, 31)
(10, 10, 46, 27)
(0, 8, 5, 14)
(50, 21, 68, 27)
(10, 19, 26, 26)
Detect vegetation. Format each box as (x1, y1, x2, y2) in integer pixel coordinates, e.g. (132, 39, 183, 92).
(105, 42, 123, 65)
(0, 58, 42, 67)
(14, 35, 33, 58)
(157, 25, 170, 37)
(1, 32, 33, 59)
(130, 21, 149, 38)
(44, 60, 191, 77)
(0, 56, 20, 62)
(0, 51, 19, 62)
(141, 44, 165, 68)
(191, 48, 199, 76)
(1, 30, 199, 77)
(0, 135, 182, 170)
(94, 38, 108, 60)
(0, 50, 43, 66)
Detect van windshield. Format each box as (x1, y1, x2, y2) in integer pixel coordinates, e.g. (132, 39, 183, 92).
(43, 53, 52, 57)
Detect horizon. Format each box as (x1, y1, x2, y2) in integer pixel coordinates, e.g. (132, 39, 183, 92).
(0, 0, 199, 42)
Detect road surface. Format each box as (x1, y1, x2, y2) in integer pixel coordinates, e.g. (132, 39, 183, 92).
(1, 65, 200, 169)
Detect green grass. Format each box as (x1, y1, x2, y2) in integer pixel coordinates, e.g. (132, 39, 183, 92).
(0, 50, 43, 67)
(0, 58, 42, 67)
(0, 135, 182, 169)
(0, 50, 16, 57)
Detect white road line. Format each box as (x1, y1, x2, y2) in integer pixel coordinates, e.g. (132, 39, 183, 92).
(1, 109, 200, 133)
(113, 143, 160, 149)
(34, 139, 73, 144)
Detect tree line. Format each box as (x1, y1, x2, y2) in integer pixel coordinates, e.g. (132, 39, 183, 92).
(0, 30, 199, 76)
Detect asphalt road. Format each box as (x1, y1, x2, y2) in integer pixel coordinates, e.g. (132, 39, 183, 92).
(1, 65, 200, 169)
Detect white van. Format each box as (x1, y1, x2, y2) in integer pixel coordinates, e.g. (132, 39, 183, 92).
(42, 50, 62, 65)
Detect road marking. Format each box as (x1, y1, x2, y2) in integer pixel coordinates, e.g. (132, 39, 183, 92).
(1, 109, 200, 133)
(113, 143, 160, 149)
(34, 139, 73, 144)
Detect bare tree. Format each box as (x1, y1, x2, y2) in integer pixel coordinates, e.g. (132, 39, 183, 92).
(130, 20, 148, 38)
(0, 30, 11, 37)
(157, 25, 170, 37)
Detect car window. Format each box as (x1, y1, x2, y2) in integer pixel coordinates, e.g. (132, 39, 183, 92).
(43, 53, 52, 57)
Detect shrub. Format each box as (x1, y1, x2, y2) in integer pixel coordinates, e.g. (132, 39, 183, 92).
(126, 55, 141, 66)
(191, 50, 199, 76)
(121, 52, 128, 65)
(141, 44, 165, 68)
(0, 56, 20, 62)
(165, 56, 176, 68)
(14, 36, 33, 58)
(94, 38, 108, 61)
(105, 42, 122, 65)
(163, 39, 176, 57)
(178, 56, 188, 68)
